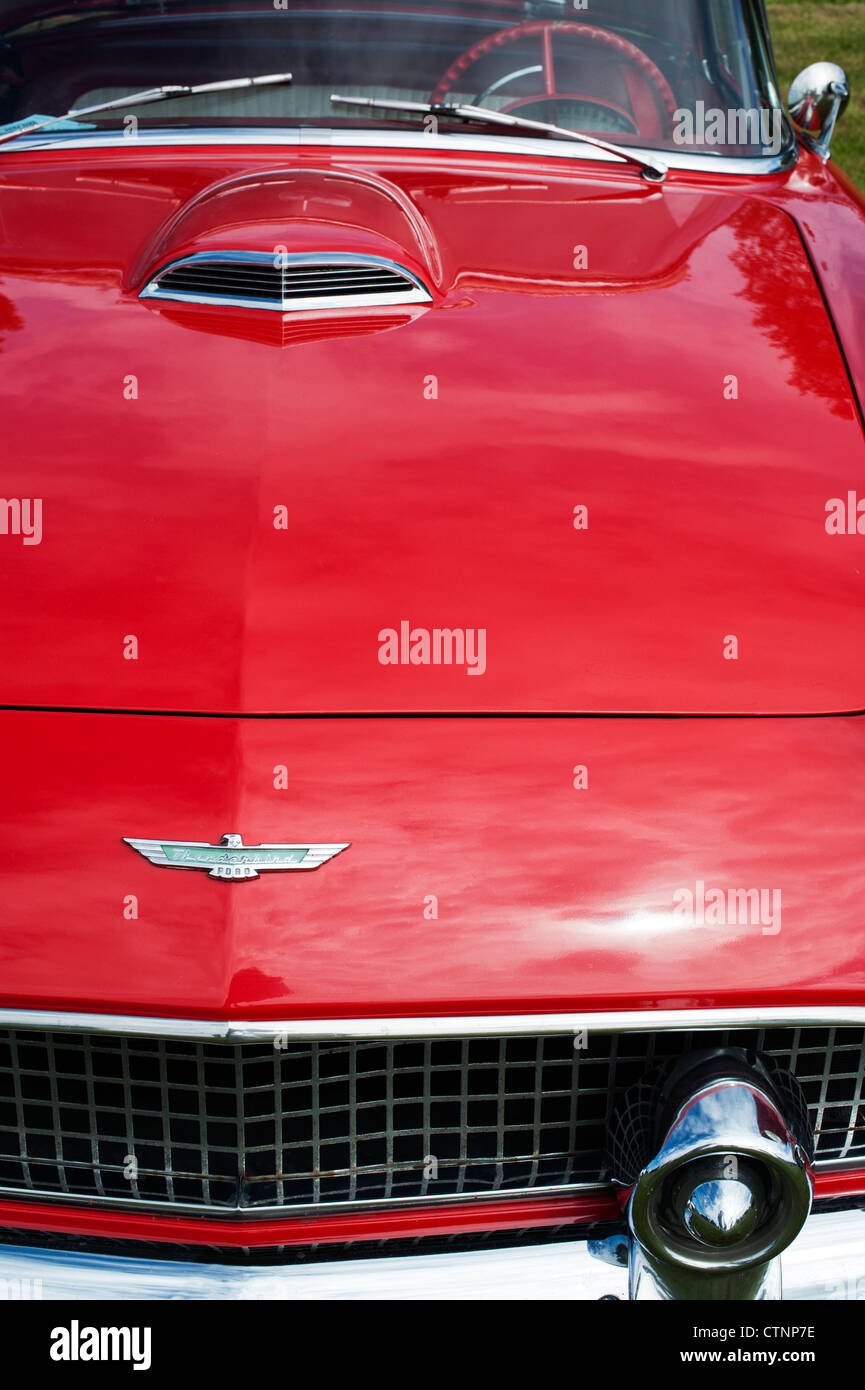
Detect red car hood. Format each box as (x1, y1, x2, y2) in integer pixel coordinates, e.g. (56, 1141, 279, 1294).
(3, 709, 865, 1019)
(1, 148, 864, 715)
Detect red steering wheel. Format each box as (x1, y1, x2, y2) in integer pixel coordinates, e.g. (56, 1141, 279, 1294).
(431, 21, 677, 140)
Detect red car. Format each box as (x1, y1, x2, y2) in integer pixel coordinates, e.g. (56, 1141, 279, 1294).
(0, 0, 863, 1303)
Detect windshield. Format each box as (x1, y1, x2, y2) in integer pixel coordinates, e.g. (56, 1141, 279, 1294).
(0, 0, 787, 159)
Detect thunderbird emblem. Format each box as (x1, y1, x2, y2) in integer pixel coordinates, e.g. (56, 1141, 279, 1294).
(124, 833, 350, 881)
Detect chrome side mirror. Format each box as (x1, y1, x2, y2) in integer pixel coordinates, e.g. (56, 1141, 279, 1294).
(788, 62, 850, 159)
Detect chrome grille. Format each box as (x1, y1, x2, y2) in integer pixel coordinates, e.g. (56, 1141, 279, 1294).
(0, 1025, 862, 1214)
(140, 252, 432, 312)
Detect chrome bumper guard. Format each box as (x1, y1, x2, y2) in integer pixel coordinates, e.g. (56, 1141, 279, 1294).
(0, 1207, 862, 1300)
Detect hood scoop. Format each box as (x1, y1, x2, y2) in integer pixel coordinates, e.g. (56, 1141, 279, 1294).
(140, 251, 432, 313)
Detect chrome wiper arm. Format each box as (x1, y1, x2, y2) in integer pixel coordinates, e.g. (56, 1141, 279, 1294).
(0, 73, 294, 148)
(330, 94, 667, 182)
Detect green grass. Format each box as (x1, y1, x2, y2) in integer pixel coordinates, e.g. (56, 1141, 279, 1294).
(767, 1, 865, 186)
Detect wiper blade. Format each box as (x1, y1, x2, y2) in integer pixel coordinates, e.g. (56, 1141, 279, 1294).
(330, 94, 667, 182)
(0, 73, 294, 148)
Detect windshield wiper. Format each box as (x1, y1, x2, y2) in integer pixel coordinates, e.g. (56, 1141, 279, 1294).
(330, 94, 667, 182)
(0, 73, 294, 148)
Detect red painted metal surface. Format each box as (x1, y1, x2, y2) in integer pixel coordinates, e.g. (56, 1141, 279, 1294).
(2, 709, 865, 1018)
(0, 146, 863, 715)
(0, 1191, 620, 1248)
(808, 1168, 865, 1202)
(752, 156, 865, 421)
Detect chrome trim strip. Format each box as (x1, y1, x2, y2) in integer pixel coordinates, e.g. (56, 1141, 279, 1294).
(810, 1158, 865, 1174)
(0, 1207, 861, 1299)
(0, 1180, 609, 1219)
(3, 127, 799, 176)
(1, 1005, 863, 1041)
(140, 250, 431, 312)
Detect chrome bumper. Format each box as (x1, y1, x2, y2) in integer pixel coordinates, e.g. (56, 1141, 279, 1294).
(0, 1208, 863, 1299)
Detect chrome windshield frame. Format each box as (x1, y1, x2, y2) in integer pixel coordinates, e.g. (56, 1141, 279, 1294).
(0, 124, 799, 176)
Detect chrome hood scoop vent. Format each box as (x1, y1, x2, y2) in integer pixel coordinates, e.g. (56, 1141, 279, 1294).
(140, 251, 432, 312)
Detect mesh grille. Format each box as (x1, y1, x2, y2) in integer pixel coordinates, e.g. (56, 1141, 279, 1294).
(144, 255, 430, 310)
(0, 1025, 863, 1213)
